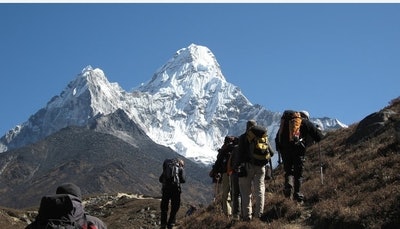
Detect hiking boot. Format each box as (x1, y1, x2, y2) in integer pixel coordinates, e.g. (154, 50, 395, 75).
(168, 222, 180, 229)
(242, 216, 252, 222)
(294, 192, 304, 203)
(283, 187, 292, 199)
(296, 200, 304, 206)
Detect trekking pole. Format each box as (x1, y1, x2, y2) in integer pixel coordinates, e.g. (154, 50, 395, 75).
(214, 174, 220, 203)
(318, 142, 324, 185)
(269, 158, 275, 185)
(213, 180, 217, 203)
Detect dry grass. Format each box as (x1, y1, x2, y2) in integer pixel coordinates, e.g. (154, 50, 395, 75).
(181, 97, 400, 228)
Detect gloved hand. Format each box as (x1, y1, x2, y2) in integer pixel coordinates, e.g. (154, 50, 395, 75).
(209, 169, 215, 178)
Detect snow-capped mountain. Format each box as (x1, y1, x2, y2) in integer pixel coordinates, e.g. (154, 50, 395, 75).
(133, 44, 271, 164)
(0, 66, 127, 152)
(0, 44, 347, 165)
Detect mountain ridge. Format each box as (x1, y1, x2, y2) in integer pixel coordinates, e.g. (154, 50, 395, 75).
(0, 109, 212, 209)
(0, 44, 347, 166)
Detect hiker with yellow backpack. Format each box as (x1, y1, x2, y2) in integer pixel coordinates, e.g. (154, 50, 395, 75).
(234, 120, 274, 221)
(275, 110, 323, 203)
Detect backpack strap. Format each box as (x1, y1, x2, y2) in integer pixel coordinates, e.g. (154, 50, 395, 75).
(84, 214, 98, 229)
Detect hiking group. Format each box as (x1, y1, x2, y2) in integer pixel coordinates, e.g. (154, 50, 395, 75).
(25, 109, 322, 228)
(209, 110, 323, 222)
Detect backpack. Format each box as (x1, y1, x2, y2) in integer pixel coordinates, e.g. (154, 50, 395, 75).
(216, 136, 238, 174)
(247, 125, 272, 166)
(278, 110, 303, 145)
(28, 194, 86, 229)
(162, 158, 181, 185)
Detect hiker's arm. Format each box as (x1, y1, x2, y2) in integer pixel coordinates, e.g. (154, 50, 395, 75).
(274, 131, 281, 152)
(180, 167, 186, 184)
(237, 134, 248, 163)
(306, 120, 323, 142)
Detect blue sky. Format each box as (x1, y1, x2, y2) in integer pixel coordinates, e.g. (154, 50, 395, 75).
(1, 3, 399, 135)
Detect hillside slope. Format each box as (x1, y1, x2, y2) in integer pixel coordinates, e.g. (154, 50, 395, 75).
(180, 97, 400, 228)
(0, 124, 211, 209)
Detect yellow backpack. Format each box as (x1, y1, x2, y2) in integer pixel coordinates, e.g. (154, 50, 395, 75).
(247, 125, 272, 165)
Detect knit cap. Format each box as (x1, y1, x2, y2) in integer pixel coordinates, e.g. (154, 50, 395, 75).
(56, 183, 82, 199)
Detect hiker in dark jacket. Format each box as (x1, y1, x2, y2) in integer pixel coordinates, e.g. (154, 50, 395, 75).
(211, 136, 238, 216)
(26, 183, 107, 229)
(159, 158, 186, 229)
(275, 110, 323, 203)
(228, 143, 241, 220)
(56, 183, 107, 229)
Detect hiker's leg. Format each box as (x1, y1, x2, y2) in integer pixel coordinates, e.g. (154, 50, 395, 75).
(168, 187, 181, 227)
(253, 164, 266, 218)
(231, 173, 240, 217)
(293, 155, 305, 202)
(239, 163, 254, 221)
(160, 188, 171, 227)
(221, 173, 232, 216)
(282, 151, 294, 198)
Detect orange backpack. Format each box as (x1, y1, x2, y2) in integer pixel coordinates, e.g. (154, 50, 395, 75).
(279, 110, 303, 144)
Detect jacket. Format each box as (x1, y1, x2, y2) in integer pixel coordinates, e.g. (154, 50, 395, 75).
(276, 118, 323, 152)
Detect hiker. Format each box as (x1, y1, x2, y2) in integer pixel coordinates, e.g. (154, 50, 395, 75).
(275, 110, 323, 203)
(159, 158, 186, 229)
(55, 183, 107, 229)
(228, 142, 241, 220)
(26, 182, 107, 229)
(210, 136, 238, 216)
(235, 120, 270, 221)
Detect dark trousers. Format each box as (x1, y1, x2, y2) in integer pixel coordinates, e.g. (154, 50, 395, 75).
(160, 185, 181, 227)
(281, 147, 305, 200)
(230, 173, 241, 216)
